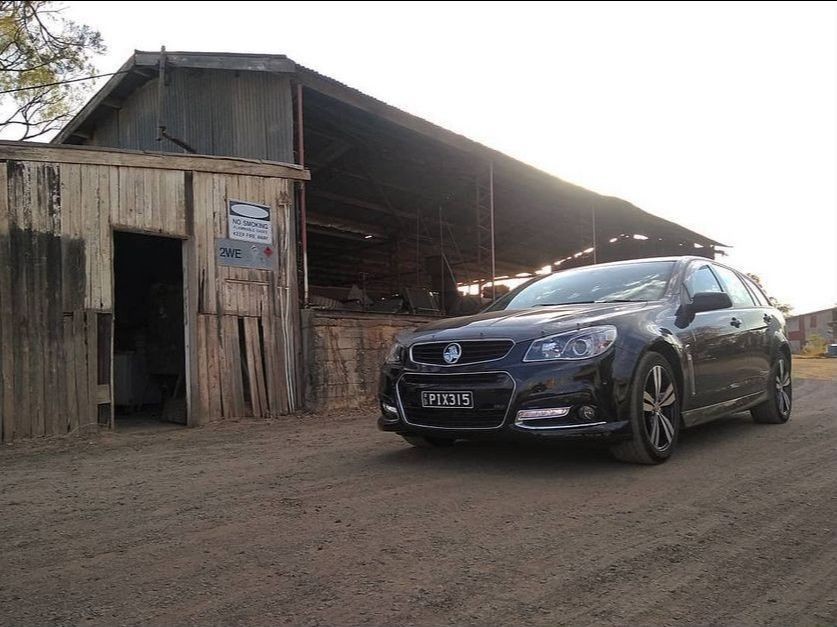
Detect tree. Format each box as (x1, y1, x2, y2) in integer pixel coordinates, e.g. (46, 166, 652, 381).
(746, 272, 793, 315)
(0, 1, 104, 139)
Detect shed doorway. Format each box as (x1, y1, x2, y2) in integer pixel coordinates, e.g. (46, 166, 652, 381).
(112, 232, 186, 427)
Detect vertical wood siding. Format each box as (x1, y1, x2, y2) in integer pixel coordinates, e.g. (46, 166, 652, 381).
(0, 157, 299, 442)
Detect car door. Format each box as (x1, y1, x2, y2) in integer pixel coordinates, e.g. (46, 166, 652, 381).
(738, 271, 776, 390)
(709, 264, 768, 397)
(680, 261, 747, 408)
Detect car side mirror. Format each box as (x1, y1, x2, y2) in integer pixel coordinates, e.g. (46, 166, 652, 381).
(690, 291, 733, 313)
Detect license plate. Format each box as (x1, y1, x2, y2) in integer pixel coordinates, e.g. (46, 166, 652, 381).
(420, 391, 473, 408)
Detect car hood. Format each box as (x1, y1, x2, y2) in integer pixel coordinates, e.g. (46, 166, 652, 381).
(401, 302, 651, 344)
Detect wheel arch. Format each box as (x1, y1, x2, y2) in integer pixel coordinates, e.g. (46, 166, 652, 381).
(778, 342, 791, 365)
(646, 340, 686, 408)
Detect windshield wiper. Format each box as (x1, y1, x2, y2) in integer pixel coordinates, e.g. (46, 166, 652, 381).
(532, 301, 596, 306)
(593, 299, 645, 303)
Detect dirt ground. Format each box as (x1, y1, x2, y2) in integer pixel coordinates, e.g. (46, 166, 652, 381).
(1, 358, 835, 626)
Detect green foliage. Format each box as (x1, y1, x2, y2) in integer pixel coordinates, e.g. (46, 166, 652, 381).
(803, 333, 827, 356)
(0, 1, 104, 139)
(745, 272, 793, 315)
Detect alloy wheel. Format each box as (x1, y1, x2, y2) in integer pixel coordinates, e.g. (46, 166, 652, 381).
(642, 365, 677, 451)
(775, 358, 792, 417)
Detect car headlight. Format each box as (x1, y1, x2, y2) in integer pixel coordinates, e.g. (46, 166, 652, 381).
(523, 326, 617, 362)
(384, 342, 405, 365)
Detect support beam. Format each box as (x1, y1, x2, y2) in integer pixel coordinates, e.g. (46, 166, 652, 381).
(295, 82, 309, 305)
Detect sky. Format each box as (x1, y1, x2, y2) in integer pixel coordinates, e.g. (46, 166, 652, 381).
(55, 1, 837, 313)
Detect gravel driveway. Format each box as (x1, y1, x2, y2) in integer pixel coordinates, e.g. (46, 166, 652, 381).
(1, 358, 835, 625)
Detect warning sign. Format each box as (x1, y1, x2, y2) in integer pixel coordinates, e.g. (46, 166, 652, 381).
(215, 238, 275, 270)
(228, 199, 273, 244)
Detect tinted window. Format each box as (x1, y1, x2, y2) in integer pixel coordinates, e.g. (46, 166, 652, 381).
(489, 261, 675, 311)
(713, 265, 756, 307)
(741, 276, 770, 307)
(684, 264, 722, 296)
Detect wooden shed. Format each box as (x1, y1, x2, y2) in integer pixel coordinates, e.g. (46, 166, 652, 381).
(0, 141, 309, 443)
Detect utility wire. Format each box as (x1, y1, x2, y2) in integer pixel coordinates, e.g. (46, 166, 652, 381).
(0, 70, 132, 95)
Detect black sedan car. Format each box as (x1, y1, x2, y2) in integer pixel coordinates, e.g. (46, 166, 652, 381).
(378, 257, 792, 464)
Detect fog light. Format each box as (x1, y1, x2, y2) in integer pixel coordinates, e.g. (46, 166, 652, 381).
(382, 402, 399, 418)
(515, 407, 571, 421)
(578, 405, 597, 421)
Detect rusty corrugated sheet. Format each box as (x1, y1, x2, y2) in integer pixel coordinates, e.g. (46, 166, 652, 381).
(88, 66, 294, 163)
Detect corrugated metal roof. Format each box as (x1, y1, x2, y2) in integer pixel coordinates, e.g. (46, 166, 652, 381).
(53, 50, 726, 248)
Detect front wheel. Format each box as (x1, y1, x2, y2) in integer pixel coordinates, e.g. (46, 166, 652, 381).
(610, 352, 681, 465)
(751, 356, 792, 424)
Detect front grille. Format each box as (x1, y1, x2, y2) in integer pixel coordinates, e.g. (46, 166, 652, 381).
(410, 340, 514, 365)
(397, 372, 514, 429)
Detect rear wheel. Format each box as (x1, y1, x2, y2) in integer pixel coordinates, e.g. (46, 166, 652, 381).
(751, 356, 792, 424)
(610, 352, 681, 465)
(401, 435, 456, 448)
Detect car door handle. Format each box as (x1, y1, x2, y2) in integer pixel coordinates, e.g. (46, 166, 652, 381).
(730, 317, 742, 328)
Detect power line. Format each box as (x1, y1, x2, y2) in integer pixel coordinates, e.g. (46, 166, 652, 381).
(0, 70, 131, 95)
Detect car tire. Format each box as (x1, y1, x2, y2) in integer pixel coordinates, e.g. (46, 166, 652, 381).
(610, 352, 681, 465)
(401, 435, 456, 448)
(751, 355, 792, 424)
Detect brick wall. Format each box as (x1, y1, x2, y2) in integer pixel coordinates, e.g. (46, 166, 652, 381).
(301, 310, 436, 412)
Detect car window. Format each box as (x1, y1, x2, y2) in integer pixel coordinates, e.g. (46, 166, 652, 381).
(741, 276, 770, 307)
(684, 264, 722, 297)
(487, 261, 675, 311)
(713, 265, 756, 307)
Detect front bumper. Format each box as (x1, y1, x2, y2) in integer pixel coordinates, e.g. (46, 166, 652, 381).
(378, 349, 635, 441)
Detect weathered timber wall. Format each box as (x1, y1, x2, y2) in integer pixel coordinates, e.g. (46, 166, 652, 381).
(0, 147, 302, 442)
(302, 310, 436, 412)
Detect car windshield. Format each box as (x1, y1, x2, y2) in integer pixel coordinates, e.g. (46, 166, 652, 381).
(488, 261, 676, 311)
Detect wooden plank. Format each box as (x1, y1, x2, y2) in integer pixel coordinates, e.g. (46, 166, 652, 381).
(223, 315, 245, 417)
(267, 177, 300, 411)
(134, 51, 297, 73)
(116, 166, 129, 227)
(73, 311, 87, 433)
(205, 315, 222, 420)
(143, 167, 159, 232)
(159, 169, 185, 236)
(0, 141, 310, 180)
(192, 172, 218, 314)
(64, 314, 78, 434)
(261, 315, 276, 415)
(244, 316, 267, 417)
(45, 170, 63, 436)
(182, 181, 200, 427)
(242, 317, 260, 416)
(98, 166, 113, 310)
(60, 164, 84, 313)
(215, 316, 232, 418)
(96, 384, 111, 404)
(86, 311, 98, 426)
(196, 314, 210, 423)
(8, 164, 31, 438)
(80, 165, 99, 309)
(0, 162, 13, 441)
(30, 168, 47, 436)
(262, 314, 288, 416)
(193, 173, 209, 313)
(173, 169, 187, 235)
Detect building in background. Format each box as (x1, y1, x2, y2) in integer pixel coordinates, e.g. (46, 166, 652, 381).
(51, 49, 726, 415)
(786, 307, 837, 353)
